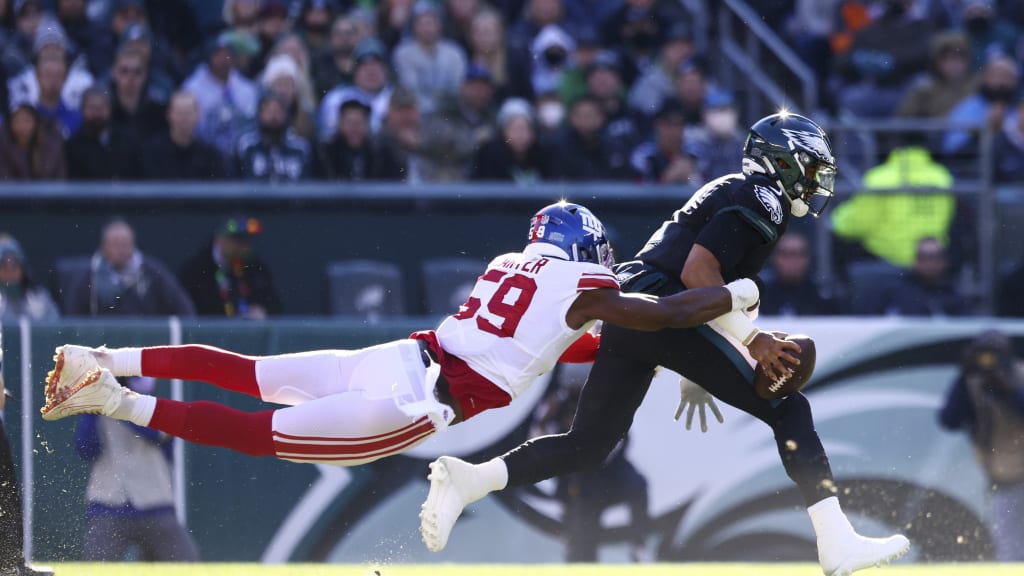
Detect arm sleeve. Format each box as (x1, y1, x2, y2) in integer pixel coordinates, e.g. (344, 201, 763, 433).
(693, 211, 771, 273)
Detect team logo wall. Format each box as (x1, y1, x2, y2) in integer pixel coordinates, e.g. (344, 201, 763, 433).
(780, 128, 835, 164)
(753, 185, 783, 224)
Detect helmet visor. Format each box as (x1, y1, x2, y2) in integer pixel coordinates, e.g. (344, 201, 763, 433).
(803, 161, 836, 217)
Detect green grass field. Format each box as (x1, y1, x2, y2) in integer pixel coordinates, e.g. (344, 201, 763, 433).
(48, 564, 1024, 576)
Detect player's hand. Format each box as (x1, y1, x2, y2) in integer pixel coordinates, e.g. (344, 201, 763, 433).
(747, 332, 801, 383)
(674, 377, 724, 432)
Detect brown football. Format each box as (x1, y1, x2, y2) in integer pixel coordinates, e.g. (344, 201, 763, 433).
(753, 334, 816, 400)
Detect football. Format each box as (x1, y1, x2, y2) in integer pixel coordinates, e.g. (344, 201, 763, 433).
(753, 334, 816, 400)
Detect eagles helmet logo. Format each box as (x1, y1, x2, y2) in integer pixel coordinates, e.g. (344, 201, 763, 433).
(780, 128, 835, 165)
(754, 185, 783, 224)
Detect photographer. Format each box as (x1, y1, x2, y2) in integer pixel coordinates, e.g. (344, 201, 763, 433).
(939, 330, 1024, 561)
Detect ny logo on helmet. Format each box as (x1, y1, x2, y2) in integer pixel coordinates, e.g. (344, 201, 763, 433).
(780, 128, 834, 165)
(579, 211, 604, 240)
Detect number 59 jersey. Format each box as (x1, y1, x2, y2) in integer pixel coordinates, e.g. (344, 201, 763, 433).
(434, 246, 619, 401)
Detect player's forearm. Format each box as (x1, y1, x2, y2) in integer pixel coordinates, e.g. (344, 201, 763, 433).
(660, 287, 734, 328)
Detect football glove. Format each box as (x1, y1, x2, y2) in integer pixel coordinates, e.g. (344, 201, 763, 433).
(673, 376, 724, 433)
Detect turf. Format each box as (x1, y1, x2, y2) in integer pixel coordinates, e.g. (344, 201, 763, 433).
(48, 564, 1024, 576)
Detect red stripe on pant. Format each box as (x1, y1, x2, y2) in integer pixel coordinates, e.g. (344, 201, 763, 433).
(142, 345, 260, 398)
(273, 418, 434, 457)
(275, 425, 435, 463)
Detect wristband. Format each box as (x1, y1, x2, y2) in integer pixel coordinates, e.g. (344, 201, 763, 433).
(712, 310, 760, 346)
(724, 278, 759, 311)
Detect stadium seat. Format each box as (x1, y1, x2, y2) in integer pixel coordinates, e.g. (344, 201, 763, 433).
(420, 257, 486, 316)
(325, 259, 406, 320)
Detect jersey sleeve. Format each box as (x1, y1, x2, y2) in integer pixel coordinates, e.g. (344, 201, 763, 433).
(576, 268, 619, 292)
(557, 332, 601, 363)
(694, 211, 772, 273)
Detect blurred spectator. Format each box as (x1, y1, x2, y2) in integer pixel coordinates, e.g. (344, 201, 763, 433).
(261, 53, 316, 139)
(939, 330, 1024, 561)
(109, 46, 166, 140)
(831, 135, 954, 268)
(117, 23, 178, 106)
(30, 49, 79, 138)
(371, 87, 423, 181)
(529, 24, 574, 101)
(268, 34, 316, 105)
(785, 0, 839, 109)
(140, 0, 199, 85)
(8, 20, 93, 133)
(859, 237, 968, 316)
(76, 377, 199, 562)
(942, 55, 1018, 157)
(627, 22, 694, 118)
(467, 8, 529, 101)
(471, 98, 552, 182)
(443, 0, 480, 53)
(959, 0, 1018, 72)
(253, 0, 292, 74)
(0, 234, 58, 320)
(418, 64, 496, 181)
(0, 337, 55, 576)
(311, 15, 360, 99)
(55, 0, 110, 78)
(508, 0, 563, 53)
(297, 0, 339, 53)
(992, 95, 1024, 181)
(550, 93, 628, 180)
(0, 101, 65, 180)
(530, 362, 651, 562)
(760, 233, 837, 316)
(629, 97, 696, 184)
(686, 90, 744, 182)
(534, 89, 565, 136)
(555, 25, 601, 105)
(234, 92, 312, 181)
(63, 218, 195, 317)
(377, 0, 415, 51)
(834, 0, 933, 118)
(65, 87, 142, 180)
(2, 0, 40, 77)
(393, 0, 467, 116)
(674, 59, 709, 127)
(314, 96, 376, 180)
(178, 215, 283, 318)
(183, 31, 260, 158)
(562, 0, 618, 35)
(141, 91, 227, 180)
(897, 31, 975, 119)
(600, 0, 687, 86)
(318, 37, 392, 140)
(222, 0, 261, 37)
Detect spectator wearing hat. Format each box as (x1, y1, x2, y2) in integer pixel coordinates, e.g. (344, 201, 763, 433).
(116, 23, 179, 105)
(508, 0, 563, 55)
(0, 99, 65, 180)
(65, 87, 142, 180)
(629, 96, 696, 184)
(627, 21, 694, 118)
(310, 14, 361, 99)
(183, 30, 260, 157)
(141, 91, 227, 180)
(318, 37, 393, 141)
(896, 30, 976, 120)
(370, 86, 423, 181)
(529, 24, 574, 100)
(254, 0, 293, 73)
(21, 49, 79, 138)
(550, 93, 629, 181)
(686, 89, 743, 182)
(0, 234, 58, 320)
(298, 0, 338, 53)
(261, 52, 316, 140)
(392, 0, 467, 116)
(62, 218, 195, 317)
(418, 64, 496, 181)
(960, 0, 1018, 72)
(234, 91, 311, 181)
(2, 0, 44, 77)
(599, 0, 687, 85)
(314, 96, 376, 180)
(178, 215, 283, 319)
(90, 0, 149, 76)
(471, 97, 553, 183)
(109, 46, 166, 141)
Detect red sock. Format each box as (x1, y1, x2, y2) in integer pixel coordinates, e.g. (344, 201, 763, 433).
(149, 398, 276, 457)
(141, 345, 260, 398)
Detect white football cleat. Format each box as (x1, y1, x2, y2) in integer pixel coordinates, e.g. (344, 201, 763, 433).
(419, 456, 487, 552)
(818, 531, 910, 576)
(56, 344, 114, 372)
(41, 367, 130, 421)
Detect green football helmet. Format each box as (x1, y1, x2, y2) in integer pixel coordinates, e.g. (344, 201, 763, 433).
(742, 112, 837, 218)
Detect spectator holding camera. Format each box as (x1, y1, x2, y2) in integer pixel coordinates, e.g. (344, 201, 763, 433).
(939, 330, 1024, 561)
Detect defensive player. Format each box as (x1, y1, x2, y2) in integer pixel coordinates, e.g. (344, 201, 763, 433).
(40, 202, 760, 467)
(420, 113, 911, 576)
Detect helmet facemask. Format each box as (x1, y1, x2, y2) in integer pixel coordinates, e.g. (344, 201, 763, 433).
(779, 151, 835, 218)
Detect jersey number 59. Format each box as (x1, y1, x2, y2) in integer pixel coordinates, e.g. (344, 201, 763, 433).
(452, 270, 538, 338)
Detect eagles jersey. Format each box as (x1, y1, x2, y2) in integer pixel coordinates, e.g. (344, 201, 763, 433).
(433, 244, 618, 401)
(637, 173, 789, 284)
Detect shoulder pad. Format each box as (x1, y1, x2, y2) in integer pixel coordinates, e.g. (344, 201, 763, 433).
(723, 177, 787, 242)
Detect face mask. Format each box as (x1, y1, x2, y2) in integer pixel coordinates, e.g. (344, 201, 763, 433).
(980, 85, 1015, 103)
(543, 49, 567, 68)
(704, 109, 737, 136)
(537, 102, 565, 129)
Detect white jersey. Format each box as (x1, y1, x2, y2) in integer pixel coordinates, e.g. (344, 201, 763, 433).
(434, 244, 619, 399)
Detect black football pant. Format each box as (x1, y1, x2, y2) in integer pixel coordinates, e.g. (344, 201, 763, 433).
(501, 321, 836, 506)
(0, 417, 26, 569)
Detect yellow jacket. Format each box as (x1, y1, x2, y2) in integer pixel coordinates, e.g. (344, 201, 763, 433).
(831, 146, 955, 267)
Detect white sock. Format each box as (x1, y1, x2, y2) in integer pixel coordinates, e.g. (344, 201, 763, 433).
(477, 457, 509, 493)
(109, 348, 144, 377)
(808, 496, 853, 538)
(107, 392, 157, 426)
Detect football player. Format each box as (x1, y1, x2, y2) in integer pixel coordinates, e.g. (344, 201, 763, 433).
(40, 202, 759, 468)
(419, 113, 911, 576)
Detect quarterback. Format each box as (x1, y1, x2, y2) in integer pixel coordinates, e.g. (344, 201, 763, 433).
(40, 202, 759, 467)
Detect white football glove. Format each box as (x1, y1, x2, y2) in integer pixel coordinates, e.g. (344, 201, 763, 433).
(673, 376, 724, 433)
